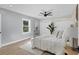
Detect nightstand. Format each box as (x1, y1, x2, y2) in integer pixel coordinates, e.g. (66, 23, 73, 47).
(64, 46, 78, 55)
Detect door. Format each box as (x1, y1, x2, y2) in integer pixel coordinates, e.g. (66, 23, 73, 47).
(0, 14, 1, 47)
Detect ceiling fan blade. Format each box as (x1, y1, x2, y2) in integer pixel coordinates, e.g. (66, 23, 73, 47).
(47, 11, 53, 15)
(48, 14, 52, 16)
(40, 12, 44, 15)
(47, 12, 52, 15)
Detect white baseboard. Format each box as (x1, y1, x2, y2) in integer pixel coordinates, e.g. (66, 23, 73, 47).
(0, 37, 31, 48)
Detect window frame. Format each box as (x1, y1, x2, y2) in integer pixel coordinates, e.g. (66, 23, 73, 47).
(22, 18, 31, 34)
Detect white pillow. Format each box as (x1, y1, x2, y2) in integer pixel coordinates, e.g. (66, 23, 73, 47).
(57, 31, 63, 39)
(53, 30, 59, 37)
(56, 31, 59, 38)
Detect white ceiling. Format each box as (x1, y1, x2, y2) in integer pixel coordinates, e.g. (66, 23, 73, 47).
(0, 4, 76, 19)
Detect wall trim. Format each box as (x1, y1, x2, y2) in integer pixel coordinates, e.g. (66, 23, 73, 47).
(0, 37, 31, 48)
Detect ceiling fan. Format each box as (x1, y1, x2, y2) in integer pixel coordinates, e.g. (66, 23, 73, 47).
(40, 9, 53, 17)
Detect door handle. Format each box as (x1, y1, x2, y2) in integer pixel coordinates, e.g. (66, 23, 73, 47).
(0, 32, 1, 33)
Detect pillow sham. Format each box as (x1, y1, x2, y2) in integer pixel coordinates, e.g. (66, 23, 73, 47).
(57, 31, 63, 39)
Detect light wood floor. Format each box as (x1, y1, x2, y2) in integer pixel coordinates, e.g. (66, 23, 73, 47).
(0, 39, 34, 55)
(0, 38, 78, 55)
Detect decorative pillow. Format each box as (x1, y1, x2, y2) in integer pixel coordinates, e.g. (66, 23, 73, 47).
(57, 31, 63, 39)
(53, 30, 59, 37)
(56, 31, 59, 38)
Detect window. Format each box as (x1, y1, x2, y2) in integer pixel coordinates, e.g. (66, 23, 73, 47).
(22, 18, 31, 33)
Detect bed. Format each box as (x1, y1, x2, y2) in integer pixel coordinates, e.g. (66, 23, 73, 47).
(32, 34, 65, 55)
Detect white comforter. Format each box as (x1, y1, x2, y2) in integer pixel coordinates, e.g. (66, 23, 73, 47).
(32, 35, 65, 55)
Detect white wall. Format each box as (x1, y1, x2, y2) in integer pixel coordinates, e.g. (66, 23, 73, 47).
(78, 20, 79, 46)
(0, 14, 1, 47)
(0, 14, 1, 32)
(0, 8, 40, 45)
(78, 5, 79, 46)
(40, 18, 75, 35)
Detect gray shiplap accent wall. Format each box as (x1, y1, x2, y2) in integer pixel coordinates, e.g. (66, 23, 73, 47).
(0, 8, 40, 44)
